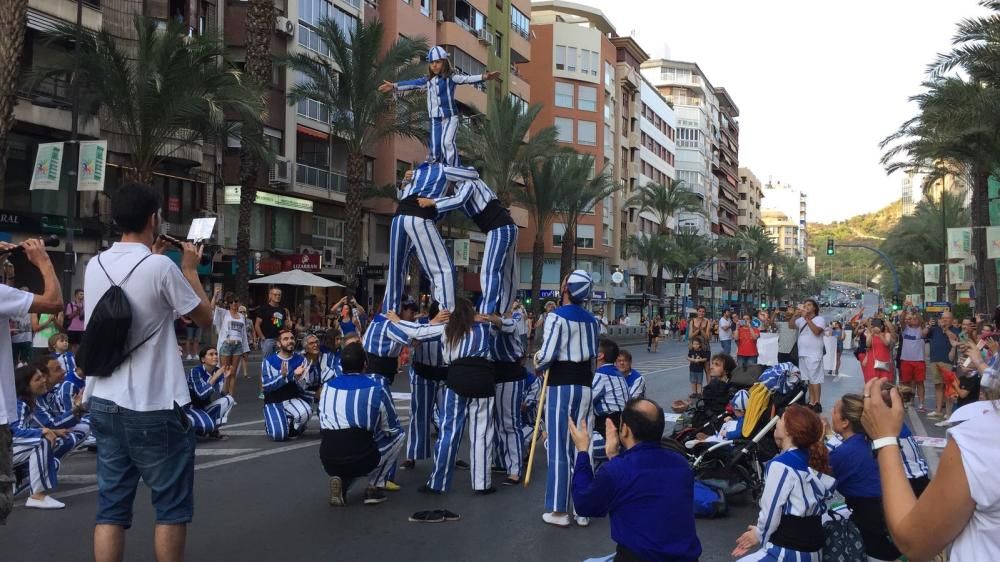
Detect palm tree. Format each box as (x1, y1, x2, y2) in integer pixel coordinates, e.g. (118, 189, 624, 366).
(735, 226, 779, 305)
(626, 233, 669, 295)
(0, 0, 28, 207)
(457, 96, 558, 206)
(285, 18, 428, 296)
(40, 17, 265, 184)
(553, 155, 616, 280)
(236, 0, 276, 302)
(519, 153, 577, 313)
(663, 229, 712, 312)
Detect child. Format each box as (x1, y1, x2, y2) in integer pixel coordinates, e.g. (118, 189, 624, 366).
(49, 333, 83, 389)
(615, 349, 645, 398)
(379, 47, 499, 165)
(717, 389, 749, 440)
(687, 336, 710, 398)
(702, 353, 736, 415)
(11, 364, 65, 509)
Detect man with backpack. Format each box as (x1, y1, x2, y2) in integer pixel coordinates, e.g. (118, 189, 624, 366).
(83, 183, 213, 562)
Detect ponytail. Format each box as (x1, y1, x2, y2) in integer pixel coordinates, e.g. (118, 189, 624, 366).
(782, 404, 832, 474)
(808, 439, 831, 475)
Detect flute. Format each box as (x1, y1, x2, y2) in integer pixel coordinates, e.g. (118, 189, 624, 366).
(158, 233, 198, 249)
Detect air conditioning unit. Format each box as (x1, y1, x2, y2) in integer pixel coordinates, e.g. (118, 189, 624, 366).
(322, 246, 337, 266)
(477, 29, 494, 45)
(436, 10, 444, 22)
(275, 16, 295, 37)
(269, 156, 291, 185)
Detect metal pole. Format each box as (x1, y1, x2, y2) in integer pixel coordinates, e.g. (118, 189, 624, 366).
(61, 0, 83, 302)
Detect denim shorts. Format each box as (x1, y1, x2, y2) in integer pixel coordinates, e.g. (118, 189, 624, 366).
(219, 339, 243, 357)
(689, 370, 704, 385)
(89, 397, 196, 527)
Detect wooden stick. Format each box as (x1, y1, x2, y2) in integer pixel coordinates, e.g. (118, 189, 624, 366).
(523, 369, 550, 487)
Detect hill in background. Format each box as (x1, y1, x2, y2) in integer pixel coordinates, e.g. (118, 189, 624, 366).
(807, 200, 902, 285)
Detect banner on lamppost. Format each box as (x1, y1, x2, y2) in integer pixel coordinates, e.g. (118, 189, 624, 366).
(452, 239, 470, 267)
(948, 263, 966, 284)
(663, 284, 675, 297)
(987, 226, 1000, 260)
(925, 286, 938, 303)
(923, 264, 941, 284)
(76, 140, 107, 191)
(947, 228, 972, 260)
(29, 142, 63, 191)
(908, 293, 923, 307)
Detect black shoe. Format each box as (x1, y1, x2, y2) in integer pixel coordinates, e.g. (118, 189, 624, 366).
(400, 459, 416, 470)
(417, 484, 444, 495)
(455, 459, 470, 470)
(809, 403, 823, 413)
(502, 476, 520, 486)
(473, 486, 497, 496)
(435, 509, 461, 521)
(408, 510, 445, 523)
(491, 465, 507, 473)
(363, 487, 387, 505)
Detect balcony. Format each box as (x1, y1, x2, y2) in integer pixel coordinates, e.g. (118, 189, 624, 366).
(295, 162, 347, 198)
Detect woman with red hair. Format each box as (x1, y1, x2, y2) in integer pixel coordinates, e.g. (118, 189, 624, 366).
(732, 405, 836, 561)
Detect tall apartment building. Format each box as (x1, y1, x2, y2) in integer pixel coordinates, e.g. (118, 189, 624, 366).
(761, 181, 807, 258)
(762, 210, 803, 258)
(900, 171, 924, 216)
(738, 166, 763, 228)
(715, 87, 739, 237)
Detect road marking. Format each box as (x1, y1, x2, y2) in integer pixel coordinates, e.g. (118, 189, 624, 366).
(220, 429, 267, 436)
(48, 440, 320, 501)
(195, 448, 260, 456)
(59, 475, 98, 484)
(223, 420, 265, 429)
(907, 406, 940, 473)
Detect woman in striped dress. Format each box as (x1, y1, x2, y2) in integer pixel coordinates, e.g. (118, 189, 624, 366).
(732, 405, 836, 561)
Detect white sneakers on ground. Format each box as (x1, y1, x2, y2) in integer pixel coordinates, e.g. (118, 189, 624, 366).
(574, 516, 590, 527)
(542, 512, 571, 527)
(25, 496, 65, 509)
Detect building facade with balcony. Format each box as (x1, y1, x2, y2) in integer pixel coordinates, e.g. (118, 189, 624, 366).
(715, 87, 739, 237)
(762, 210, 803, 258)
(738, 166, 763, 228)
(761, 181, 808, 258)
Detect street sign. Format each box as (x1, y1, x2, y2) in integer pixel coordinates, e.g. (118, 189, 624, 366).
(611, 271, 624, 284)
(925, 301, 952, 313)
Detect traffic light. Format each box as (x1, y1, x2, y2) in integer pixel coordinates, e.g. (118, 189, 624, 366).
(891, 295, 901, 311)
(761, 302, 767, 309)
(826, 238, 835, 256)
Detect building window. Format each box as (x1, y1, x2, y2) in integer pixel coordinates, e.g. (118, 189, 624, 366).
(555, 45, 566, 70)
(576, 224, 595, 248)
(552, 223, 565, 247)
(555, 117, 573, 143)
(580, 49, 593, 75)
(455, 0, 486, 33)
(602, 224, 611, 246)
(604, 61, 614, 91)
(509, 92, 527, 115)
(494, 31, 503, 58)
(577, 120, 597, 145)
(577, 85, 597, 112)
(299, 0, 357, 54)
(511, 7, 529, 38)
(589, 50, 599, 76)
(555, 82, 574, 108)
(312, 216, 344, 259)
(444, 46, 487, 92)
(420, 0, 431, 16)
(566, 47, 577, 72)
(273, 209, 295, 251)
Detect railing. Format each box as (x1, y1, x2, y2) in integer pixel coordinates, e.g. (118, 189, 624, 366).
(19, 75, 72, 108)
(296, 162, 347, 194)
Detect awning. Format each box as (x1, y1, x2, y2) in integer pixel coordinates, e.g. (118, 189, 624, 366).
(297, 124, 328, 141)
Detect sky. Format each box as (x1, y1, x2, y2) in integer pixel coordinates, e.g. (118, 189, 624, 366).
(583, 0, 989, 223)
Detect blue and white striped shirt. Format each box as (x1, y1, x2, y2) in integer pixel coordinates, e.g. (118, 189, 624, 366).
(11, 400, 43, 440)
(491, 318, 522, 362)
(261, 353, 306, 393)
(899, 424, 930, 479)
(297, 351, 336, 386)
(433, 177, 498, 218)
(534, 304, 600, 373)
(412, 317, 445, 366)
(592, 363, 630, 417)
(522, 372, 542, 423)
(399, 163, 480, 201)
(624, 368, 646, 399)
(441, 322, 492, 364)
(35, 384, 77, 429)
(396, 73, 487, 118)
(755, 448, 836, 546)
(363, 314, 442, 358)
(319, 373, 402, 441)
(188, 364, 224, 402)
(57, 351, 78, 381)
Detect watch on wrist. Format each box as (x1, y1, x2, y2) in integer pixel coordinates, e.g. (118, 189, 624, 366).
(871, 436, 900, 451)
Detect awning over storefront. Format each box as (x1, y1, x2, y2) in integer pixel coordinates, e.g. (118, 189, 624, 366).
(296, 125, 328, 140)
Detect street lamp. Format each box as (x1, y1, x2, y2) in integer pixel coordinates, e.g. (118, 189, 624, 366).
(682, 258, 751, 319)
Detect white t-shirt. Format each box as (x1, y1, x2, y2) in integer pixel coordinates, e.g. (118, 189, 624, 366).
(84, 242, 201, 412)
(795, 316, 827, 358)
(214, 307, 249, 352)
(947, 407, 1000, 561)
(718, 316, 733, 342)
(10, 313, 32, 344)
(0, 285, 33, 424)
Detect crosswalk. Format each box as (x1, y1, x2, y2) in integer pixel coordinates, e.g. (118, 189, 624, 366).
(632, 356, 690, 375)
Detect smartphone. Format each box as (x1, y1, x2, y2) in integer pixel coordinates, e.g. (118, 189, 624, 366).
(871, 318, 885, 330)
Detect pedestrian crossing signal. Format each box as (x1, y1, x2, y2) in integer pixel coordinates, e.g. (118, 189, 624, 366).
(826, 239, 835, 256)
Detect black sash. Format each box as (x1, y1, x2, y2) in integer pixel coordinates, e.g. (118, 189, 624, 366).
(494, 360, 526, 383)
(594, 412, 622, 437)
(769, 514, 824, 552)
(471, 199, 515, 233)
(447, 357, 495, 398)
(413, 362, 449, 382)
(548, 360, 592, 387)
(367, 353, 398, 384)
(264, 380, 302, 404)
(395, 196, 437, 219)
(320, 428, 377, 463)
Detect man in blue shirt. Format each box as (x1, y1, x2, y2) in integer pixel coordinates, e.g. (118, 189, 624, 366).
(924, 311, 961, 418)
(568, 398, 702, 562)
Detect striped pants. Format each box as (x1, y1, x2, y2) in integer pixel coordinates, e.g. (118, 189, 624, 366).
(406, 369, 445, 460)
(544, 385, 592, 513)
(426, 388, 495, 492)
(51, 422, 91, 459)
(590, 432, 611, 472)
(384, 214, 455, 313)
(371, 432, 405, 488)
(263, 398, 311, 442)
(12, 436, 58, 495)
(492, 380, 525, 477)
(429, 115, 460, 165)
(186, 396, 236, 437)
(478, 224, 519, 315)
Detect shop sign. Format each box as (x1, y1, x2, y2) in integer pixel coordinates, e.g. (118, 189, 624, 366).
(286, 253, 321, 272)
(223, 186, 313, 212)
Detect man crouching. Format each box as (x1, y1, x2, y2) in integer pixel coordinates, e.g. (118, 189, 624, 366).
(319, 341, 404, 507)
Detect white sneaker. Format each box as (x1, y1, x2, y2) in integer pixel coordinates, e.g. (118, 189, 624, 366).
(542, 512, 571, 527)
(575, 516, 590, 527)
(935, 420, 952, 427)
(25, 496, 65, 509)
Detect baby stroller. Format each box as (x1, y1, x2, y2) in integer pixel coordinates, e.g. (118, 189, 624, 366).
(686, 363, 808, 502)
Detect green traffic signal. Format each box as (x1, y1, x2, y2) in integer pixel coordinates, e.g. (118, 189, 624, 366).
(826, 238, 835, 256)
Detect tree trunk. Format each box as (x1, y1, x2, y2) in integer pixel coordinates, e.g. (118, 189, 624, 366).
(342, 152, 366, 297)
(236, 0, 273, 303)
(559, 218, 575, 281)
(0, 0, 28, 208)
(972, 171, 996, 314)
(531, 231, 545, 314)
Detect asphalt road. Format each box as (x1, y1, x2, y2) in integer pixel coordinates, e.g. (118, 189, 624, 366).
(1, 337, 946, 561)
